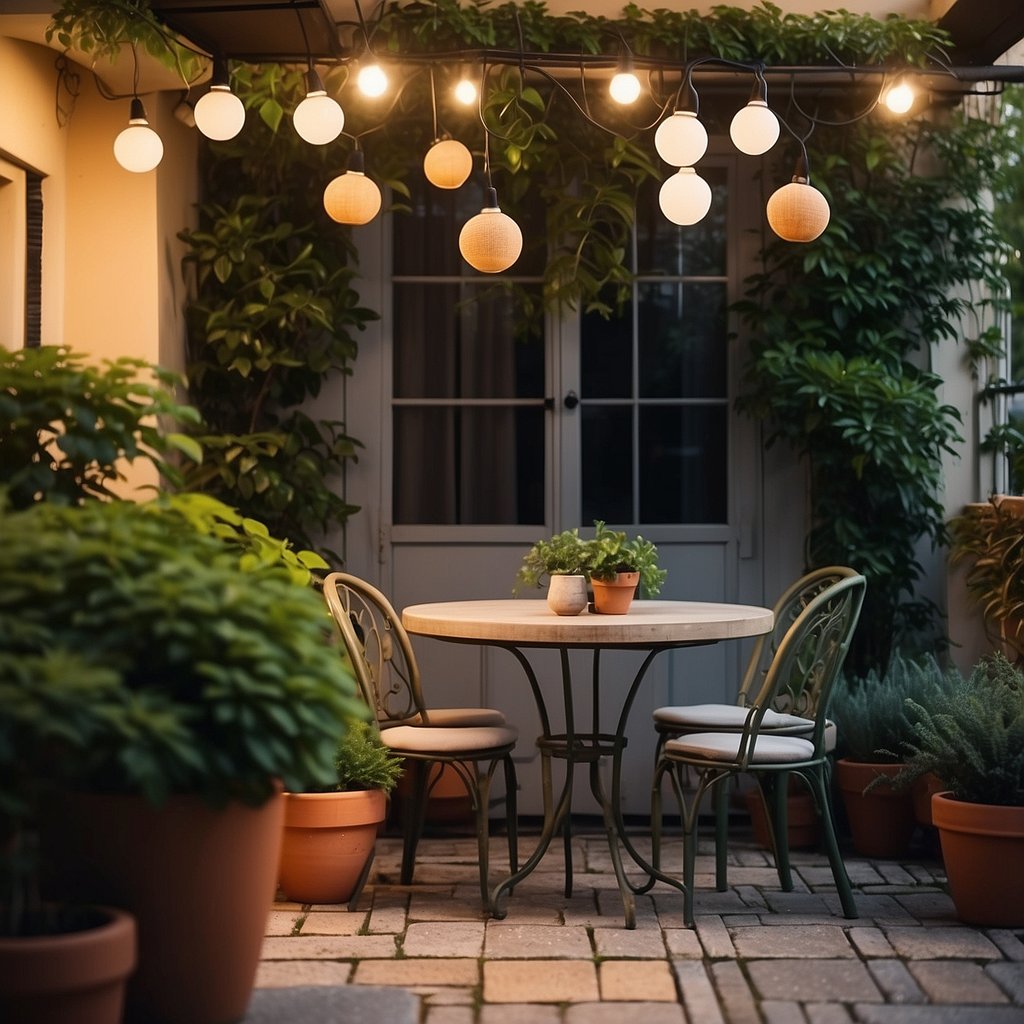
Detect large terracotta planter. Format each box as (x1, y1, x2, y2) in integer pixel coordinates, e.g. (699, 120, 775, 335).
(43, 790, 285, 1024)
(932, 791, 1024, 927)
(0, 905, 136, 1024)
(278, 789, 387, 903)
(745, 785, 820, 851)
(835, 759, 916, 858)
(592, 571, 639, 614)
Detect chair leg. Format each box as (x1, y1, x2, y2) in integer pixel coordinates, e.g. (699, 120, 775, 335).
(807, 765, 858, 919)
(401, 759, 431, 885)
(680, 767, 715, 928)
(713, 779, 731, 892)
(503, 754, 519, 880)
(651, 732, 668, 870)
(473, 764, 494, 910)
(770, 772, 794, 891)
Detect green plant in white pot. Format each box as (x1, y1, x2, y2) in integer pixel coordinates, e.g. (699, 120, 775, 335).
(0, 493, 362, 1024)
(279, 719, 403, 905)
(892, 653, 1024, 927)
(514, 527, 593, 615)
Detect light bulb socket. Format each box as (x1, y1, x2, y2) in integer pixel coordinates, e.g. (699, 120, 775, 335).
(210, 55, 231, 87)
(305, 68, 326, 95)
(484, 186, 499, 210)
(129, 96, 147, 123)
(347, 149, 366, 174)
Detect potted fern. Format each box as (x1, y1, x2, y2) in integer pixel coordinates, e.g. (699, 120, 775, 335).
(278, 719, 403, 905)
(829, 653, 959, 855)
(893, 654, 1024, 927)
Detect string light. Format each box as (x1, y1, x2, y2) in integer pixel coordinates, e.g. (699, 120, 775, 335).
(454, 75, 477, 105)
(357, 62, 389, 98)
(193, 58, 245, 141)
(459, 186, 522, 273)
(114, 97, 163, 173)
(659, 167, 713, 225)
(654, 111, 708, 167)
(323, 150, 382, 225)
(609, 62, 642, 105)
(729, 72, 779, 156)
(884, 78, 915, 114)
(293, 69, 344, 144)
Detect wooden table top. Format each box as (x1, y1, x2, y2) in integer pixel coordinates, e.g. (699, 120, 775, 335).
(401, 599, 774, 648)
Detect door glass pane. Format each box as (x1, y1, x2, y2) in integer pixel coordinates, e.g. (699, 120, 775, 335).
(394, 283, 544, 400)
(581, 405, 632, 524)
(393, 406, 544, 525)
(638, 282, 727, 399)
(640, 405, 728, 524)
(581, 291, 633, 399)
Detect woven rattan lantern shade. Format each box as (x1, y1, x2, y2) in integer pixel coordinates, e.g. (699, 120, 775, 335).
(323, 152, 382, 225)
(766, 177, 830, 243)
(459, 189, 522, 273)
(424, 139, 473, 189)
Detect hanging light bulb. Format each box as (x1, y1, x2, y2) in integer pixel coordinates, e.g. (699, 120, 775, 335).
(193, 58, 245, 141)
(113, 97, 163, 173)
(423, 138, 473, 189)
(729, 73, 779, 156)
(323, 151, 382, 225)
(766, 172, 830, 243)
(293, 69, 344, 145)
(459, 187, 523, 273)
(883, 78, 915, 114)
(357, 62, 389, 98)
(609, 56, 642, 105)
(658, 167, 712, 226)
(454, 75, 477, 106)
(654, 110, 708, 167)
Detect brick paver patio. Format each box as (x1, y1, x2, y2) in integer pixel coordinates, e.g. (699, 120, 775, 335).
(257, 825, 1024, 1023)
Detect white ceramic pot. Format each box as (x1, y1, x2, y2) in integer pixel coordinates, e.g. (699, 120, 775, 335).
(546, 574, 588, 615)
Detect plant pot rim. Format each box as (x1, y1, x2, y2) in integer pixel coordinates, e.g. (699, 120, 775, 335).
(931, 790, 1024, 834)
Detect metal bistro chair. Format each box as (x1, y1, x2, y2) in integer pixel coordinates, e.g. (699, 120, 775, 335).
(651, 566, 859, 887)
(322, 572, 518, 909)
(654, 572, 866, 927)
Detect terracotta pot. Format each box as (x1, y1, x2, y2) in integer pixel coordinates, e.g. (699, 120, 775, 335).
(932, 791, 1024, 927)
(43, 791, 284, 1024)
(745, 785, 820, 851)
(0, 905, 136, 1024)
(395, 761, 473, 825)
(279, 789, 387, 903)
(546, 574, 588, 616)
(592, 571, 639, 614)
(911, 772, 945, 827)
(835, 759, 916, 858)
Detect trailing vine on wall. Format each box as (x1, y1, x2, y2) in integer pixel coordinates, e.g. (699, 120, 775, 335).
(48, 1, 1013, 671)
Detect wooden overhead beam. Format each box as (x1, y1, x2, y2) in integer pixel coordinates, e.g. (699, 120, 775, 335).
(938, 0, 1024, 65)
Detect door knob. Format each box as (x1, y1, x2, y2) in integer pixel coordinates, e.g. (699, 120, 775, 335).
(563, 390, 579, 410)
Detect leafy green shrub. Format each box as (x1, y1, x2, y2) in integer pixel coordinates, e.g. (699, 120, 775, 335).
(0, 344, 201, 508)
(587, 520, 667, 598)
(514, 527, 592, 594)
(895, 653, 1024, 806)
(829, 652, 961, 763)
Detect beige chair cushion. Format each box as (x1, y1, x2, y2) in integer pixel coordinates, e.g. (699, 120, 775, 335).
(381, 724, 518, 756)
(394, 707, 508, 728)
(665, 732, 815, 765)
(654, 703, 813, 733)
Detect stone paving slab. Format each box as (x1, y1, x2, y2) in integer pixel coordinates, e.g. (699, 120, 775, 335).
(245, 984, 418, 1023)
(483, 960, 600, 1003)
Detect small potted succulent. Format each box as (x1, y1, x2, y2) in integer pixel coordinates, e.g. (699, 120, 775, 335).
(892, 653, 1024, 927)
(586, 520, 667, 614)
(279, 719, 404, 905)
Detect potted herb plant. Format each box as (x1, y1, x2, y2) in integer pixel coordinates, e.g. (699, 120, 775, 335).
(0, 494, 362, 1024)
(279, 719, 403, 905)
(514, 527, 593, 615)
(893, 653, 1024, 926)
(948, 495, 1024, 664)
(586, 520, 667, 614)
(829, 652, 959, 856)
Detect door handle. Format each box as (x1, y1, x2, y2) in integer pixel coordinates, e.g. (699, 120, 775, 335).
(563, 390, 579, 410)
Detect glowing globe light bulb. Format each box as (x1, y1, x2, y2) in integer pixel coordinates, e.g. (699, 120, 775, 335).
(884, 80, 914, 114)
(194, 84, 245, 141)
(454, 77, 477, 105)
(729, 99, 780, 156)
(658, 167, 712, 226)
(293, 70, 344, 145)
(654, 111, 708, 167)
(459, 188, 523, 273)
(358, 63, 389, 98)
(113, 98, 163, 173)
(766, 176, 831, 243)
(609, 70, 642, 105)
